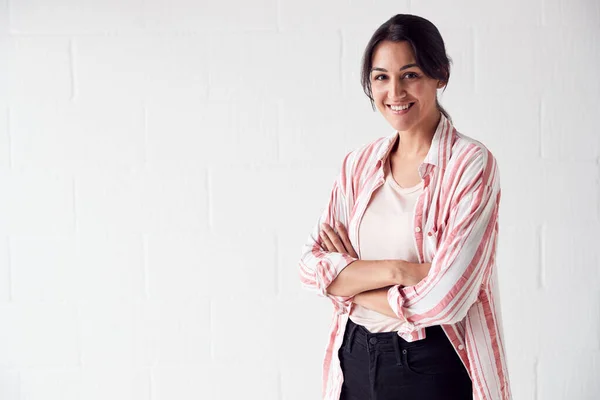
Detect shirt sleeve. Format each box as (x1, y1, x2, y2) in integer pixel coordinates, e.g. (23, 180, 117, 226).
(298, 151, 359, 314)
(387, 150, 501, 330)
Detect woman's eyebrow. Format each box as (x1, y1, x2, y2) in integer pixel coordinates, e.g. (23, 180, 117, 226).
(371, 63, 419, 73)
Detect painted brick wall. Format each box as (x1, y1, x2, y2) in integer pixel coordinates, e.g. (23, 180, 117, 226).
(1, 0, 599, 399)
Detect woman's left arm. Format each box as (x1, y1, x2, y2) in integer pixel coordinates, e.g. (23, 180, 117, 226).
(386, 150, 501, 330)
(353, 262, 432, 318)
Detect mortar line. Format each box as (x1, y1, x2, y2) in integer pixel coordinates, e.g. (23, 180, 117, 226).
(538, 223, 545, 289)
(69, 39, 77, 101)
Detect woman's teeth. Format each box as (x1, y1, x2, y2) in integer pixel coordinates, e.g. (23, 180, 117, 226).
(390, 103, 412, 111)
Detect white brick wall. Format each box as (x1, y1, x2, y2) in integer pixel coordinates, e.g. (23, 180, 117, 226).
(1, 1, 599, 399)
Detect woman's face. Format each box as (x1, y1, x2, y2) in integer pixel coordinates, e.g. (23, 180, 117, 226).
(370, 40, 444, 133)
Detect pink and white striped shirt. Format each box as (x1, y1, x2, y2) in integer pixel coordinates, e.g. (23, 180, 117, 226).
(298, 113, 512, 400)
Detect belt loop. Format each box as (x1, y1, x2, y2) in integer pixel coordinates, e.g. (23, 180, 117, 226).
(345, 320, 359, 354)
(393, 333, 403, 366)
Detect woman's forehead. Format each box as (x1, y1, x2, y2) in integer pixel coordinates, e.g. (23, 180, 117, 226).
(372, 41, 418, 68)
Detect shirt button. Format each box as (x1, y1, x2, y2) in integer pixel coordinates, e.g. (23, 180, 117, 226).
(415, 227, 421, 233)
(369, 338, 378, 345)
(458, 344, 465, 350)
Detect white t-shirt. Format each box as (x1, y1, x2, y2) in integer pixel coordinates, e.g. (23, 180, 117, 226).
(349, 156, 424, 332)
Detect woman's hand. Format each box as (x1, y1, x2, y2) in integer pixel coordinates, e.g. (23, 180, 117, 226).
(320, 221, 359, 259)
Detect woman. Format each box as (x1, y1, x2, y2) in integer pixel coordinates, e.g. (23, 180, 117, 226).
(298, 14, 512, 400)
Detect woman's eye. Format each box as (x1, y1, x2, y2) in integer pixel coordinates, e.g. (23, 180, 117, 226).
(373, 73, 418, 81)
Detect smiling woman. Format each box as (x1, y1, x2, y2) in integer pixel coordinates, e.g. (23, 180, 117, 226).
(298, 13, 511, 400)
(360, 18, 452, 126)
(367, 41, 446, 139)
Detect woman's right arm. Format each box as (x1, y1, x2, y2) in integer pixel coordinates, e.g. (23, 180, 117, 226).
(327, 259, 432, 297)
(298, 152, 358, 314)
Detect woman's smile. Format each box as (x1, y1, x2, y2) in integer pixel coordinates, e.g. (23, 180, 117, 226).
(387, 102, 415, 115)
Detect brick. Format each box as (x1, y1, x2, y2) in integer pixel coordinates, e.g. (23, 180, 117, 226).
(543, 221, 600, 290)
(10, 102, 145, 174)
(146, 232, 277, 300)
(75, 168, 208, 234)
(143, 0, 277, 31)
(11, 234, 146, 304)
(74, 35, 209, 103)
(19, 367, 80, 400)
(146, 99, 278, 168)
(0, 303, 79, 368)
(538, 287, 600, 353)
(209, 359, 279, 400)
(499, 158, 598, 225)
(442, 91, 541, 161)
(281, 363, 323, 400)
(504, 354, 536, 400)
(77, 367, 150, 400)
(7, 37, 71, 103)
(74, 234, 145, 303)
(9, 0, 143, 34)
(208, 31, 341, 102)
(0, 170, 74, 235)
(79, 302, 144, 368)
(542, 0, 600, 28)
(138, 300, 211, 366)
(494, 158, 544, 226)
(539, 160, 599, 224)
(497, 223, 540, 293)
(279, 0, 410, 31)
(210, 163, 343, 233)
(541, 91, 600, 161)
(275, 294, 337, 367)
(0, 106, 8, 169)
(499, 287, 543, 359)
(474, 26, 549, 95)
(411, 0, 543, 29)
(538, 27, 600, 95)
(210, 295, 279, 364)
(0, 369, 19, 400)
(152, 365, 214, 400)
(538, 350, 600, 399)
(0, 236, 8, 302)
(436, 27, 476, 95)
(10, 235, 78, 303)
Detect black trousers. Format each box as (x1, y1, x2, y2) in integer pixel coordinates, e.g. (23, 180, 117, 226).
(338, 318, 472, 400)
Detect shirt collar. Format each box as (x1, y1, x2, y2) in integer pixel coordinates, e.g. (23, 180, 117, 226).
(376, 112, 455, 176)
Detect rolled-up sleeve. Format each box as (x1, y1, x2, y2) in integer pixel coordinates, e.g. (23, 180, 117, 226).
(298, 152, 359, 314)
(387, 150, 501, 332)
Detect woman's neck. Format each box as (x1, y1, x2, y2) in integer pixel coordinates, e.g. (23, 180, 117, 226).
(394, 109, 441, 158)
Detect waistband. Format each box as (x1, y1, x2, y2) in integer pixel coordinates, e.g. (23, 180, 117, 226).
(344, 318, 448, 351)
(342, 319, 451, 367)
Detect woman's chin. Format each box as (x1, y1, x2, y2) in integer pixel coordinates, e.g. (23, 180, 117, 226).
(389, 119, 415, 133)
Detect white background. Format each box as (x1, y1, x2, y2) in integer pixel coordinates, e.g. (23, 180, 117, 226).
(1, 0, 599, 399)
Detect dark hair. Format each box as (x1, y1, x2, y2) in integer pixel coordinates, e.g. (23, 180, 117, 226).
(360, 14, 453, 122)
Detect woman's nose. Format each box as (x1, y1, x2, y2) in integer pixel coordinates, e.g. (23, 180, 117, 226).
(389, 80, 406, 98)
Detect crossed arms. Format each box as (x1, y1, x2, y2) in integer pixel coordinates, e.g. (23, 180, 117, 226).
(298, 150, 501, 330)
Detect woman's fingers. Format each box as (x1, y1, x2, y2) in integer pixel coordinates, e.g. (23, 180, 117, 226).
(319, 229, 334, 251)
(321, 223, 348, 254)
(335, 222, 358, 258)
(321, 221, 358, 258)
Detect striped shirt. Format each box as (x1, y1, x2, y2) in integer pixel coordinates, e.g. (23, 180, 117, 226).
(298, 113, 512, 400)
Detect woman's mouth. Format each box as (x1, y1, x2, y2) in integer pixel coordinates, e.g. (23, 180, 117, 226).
(387, 102, 415, 115)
